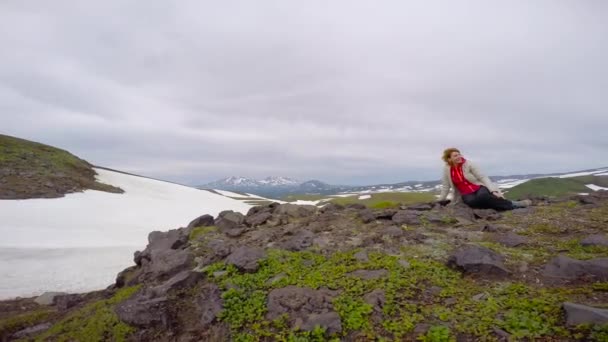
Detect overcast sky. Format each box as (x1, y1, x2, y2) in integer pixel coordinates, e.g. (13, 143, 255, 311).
(1, 1, 607, 185)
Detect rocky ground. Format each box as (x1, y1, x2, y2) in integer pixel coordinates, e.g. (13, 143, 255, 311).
(2, 191, 608, 341)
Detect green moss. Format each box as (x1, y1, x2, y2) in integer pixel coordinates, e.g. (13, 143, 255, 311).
(505, 177, 589, 199)
(37, 285, 141, 341)
(0, 309, 53, 338)
(556, 239, 608, 260)
(189, 225, 217, 241)
(370, 201, 400, 209)
(202, 248, 604, 341)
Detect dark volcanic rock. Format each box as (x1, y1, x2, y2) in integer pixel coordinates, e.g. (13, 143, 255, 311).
(245, 211, 272, 227)
(54, 293, 83, 311)
(542, 255, 608, 281)
(363, 289, 386, 314)
(374, 209, 398, 220)
(563, 302, 608, 326)
(226, 246, 267, 272)
(187, 214, 215, 228)
(198, 283, 223, 327)
(274, 203, 317, 218)
(447, 245, 510, 276)
(347, 269, 389, 280)
(407, 203, 433, 211)
(300, 312, 342, 334)
(346, 203, 367, 210)
(581, 234, 608, 247)
(381, 225, 405, 238)
(11, 323, 52, 339)
(115, 293, 169, 327)
(266, 286, 341, 334)
(392, 210, 422, 225)
(493, 232, 527, 247)
(281, 230, 315, 251)
(215, 210, 246, 236)
(148, 270, 203, 297)
(473, 209, 502, 221)
(359, 209, 376, 224)
(320, 203, 344, 213)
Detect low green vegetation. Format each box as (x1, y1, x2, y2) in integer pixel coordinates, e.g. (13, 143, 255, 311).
(189, 226, 218, 241)
(0, 309, 54, 338)
(36, 285, 141, 341)
(505, 175, 608, 200)
(0, 134, 122, 198)
(330, 192, 435, 208)
(202, 249, 605, 341)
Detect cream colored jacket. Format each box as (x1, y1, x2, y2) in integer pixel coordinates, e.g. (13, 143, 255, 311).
(438, 161, 502, 204)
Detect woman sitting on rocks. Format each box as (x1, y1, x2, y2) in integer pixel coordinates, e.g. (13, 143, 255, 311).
(438, 147, 531, 211)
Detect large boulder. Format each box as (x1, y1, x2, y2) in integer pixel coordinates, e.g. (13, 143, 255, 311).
(215, 211, 246, 237)
(34, 292, 66, 306)
(187, 214, 215, 228)
(147, 270, 203, 297)
(542, 255, 608, 281)
(245, 211, 272, 227)
(266, 286, 341, 334)
(359, 209, 376, 224)
(447, 245, 510, 276)
(226, 246, 267, 272)
(563, 302, 608, 326)
(115, 293, 169, 327)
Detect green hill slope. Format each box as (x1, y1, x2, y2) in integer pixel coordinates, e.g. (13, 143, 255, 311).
(0, 134, 122, 199)
(505, 175, 608, 199)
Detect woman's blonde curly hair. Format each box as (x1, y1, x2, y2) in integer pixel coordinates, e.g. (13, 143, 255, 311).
(442, 147, 460, 164)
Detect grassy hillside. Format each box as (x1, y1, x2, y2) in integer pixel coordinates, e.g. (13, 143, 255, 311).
(0, 134, 122, 199)
(330, 192, 436, 208)
(505, 175, 608, 200)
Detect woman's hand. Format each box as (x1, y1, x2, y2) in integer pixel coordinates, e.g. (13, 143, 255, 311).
(492, 191, 505, 199)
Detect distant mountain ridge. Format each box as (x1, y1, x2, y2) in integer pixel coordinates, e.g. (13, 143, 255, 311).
(200, 167, 608, 199)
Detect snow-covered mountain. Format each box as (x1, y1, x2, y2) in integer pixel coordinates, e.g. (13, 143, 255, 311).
(201, 167, 608, 198)
(0, 168, 256, 299)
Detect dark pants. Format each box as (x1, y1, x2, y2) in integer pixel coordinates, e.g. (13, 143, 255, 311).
(461, 186, 514, 211)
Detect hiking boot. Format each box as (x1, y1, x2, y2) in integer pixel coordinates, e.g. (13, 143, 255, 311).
(512, 199, 532, 208)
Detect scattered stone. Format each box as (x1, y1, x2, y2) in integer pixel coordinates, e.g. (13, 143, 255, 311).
(226, 246, 267, 272)
(359, 209, 376, 224)
(266, 273, 286, 286)
(444, 298, 457, 306)
(563, 302, 608, 326)
(381, 226, 405, 238)
(213, 271, 228, 278)
(198, 283, 223, 327)
(346, 203, 367, 210)
(187, 214, 215, 228)
(447, 245, 510, 277)
(281, 230, 315, 251)
(581, 234, 608, 247)
(320, 203, 344, 213)
(374, 209, 397, 220)
(427, 286, 443, 296)
(215, 210, 245, 233)
(347, 269, 389, 280)
(413, 323, 432, 336)
(148, 270, 203, 297)
(54, 293, 83, 311)
(398, 260, 411, 269)
(34, 292, 66, 306)
(266, 286, 340, 333)
(473, 209, 502, 221)
(392, 210, 422, 225)
(542, 255, 608, 281)
(245, 211, 272, 227)
(408, 203, 433, 211)
(493, 327, 511, 341)
(354, 250, 369, 262)
(363, 289, 386, 312)
(115, 293, 169, 327)
(11, 323, 52, 339)
(300, 312, 342, 334)
(494, 232, 527, 247)
(274, 203, 317, 218)
(472, 293, 487, 301)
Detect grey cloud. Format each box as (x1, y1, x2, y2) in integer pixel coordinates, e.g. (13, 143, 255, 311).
(1, 1, 607, 186)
